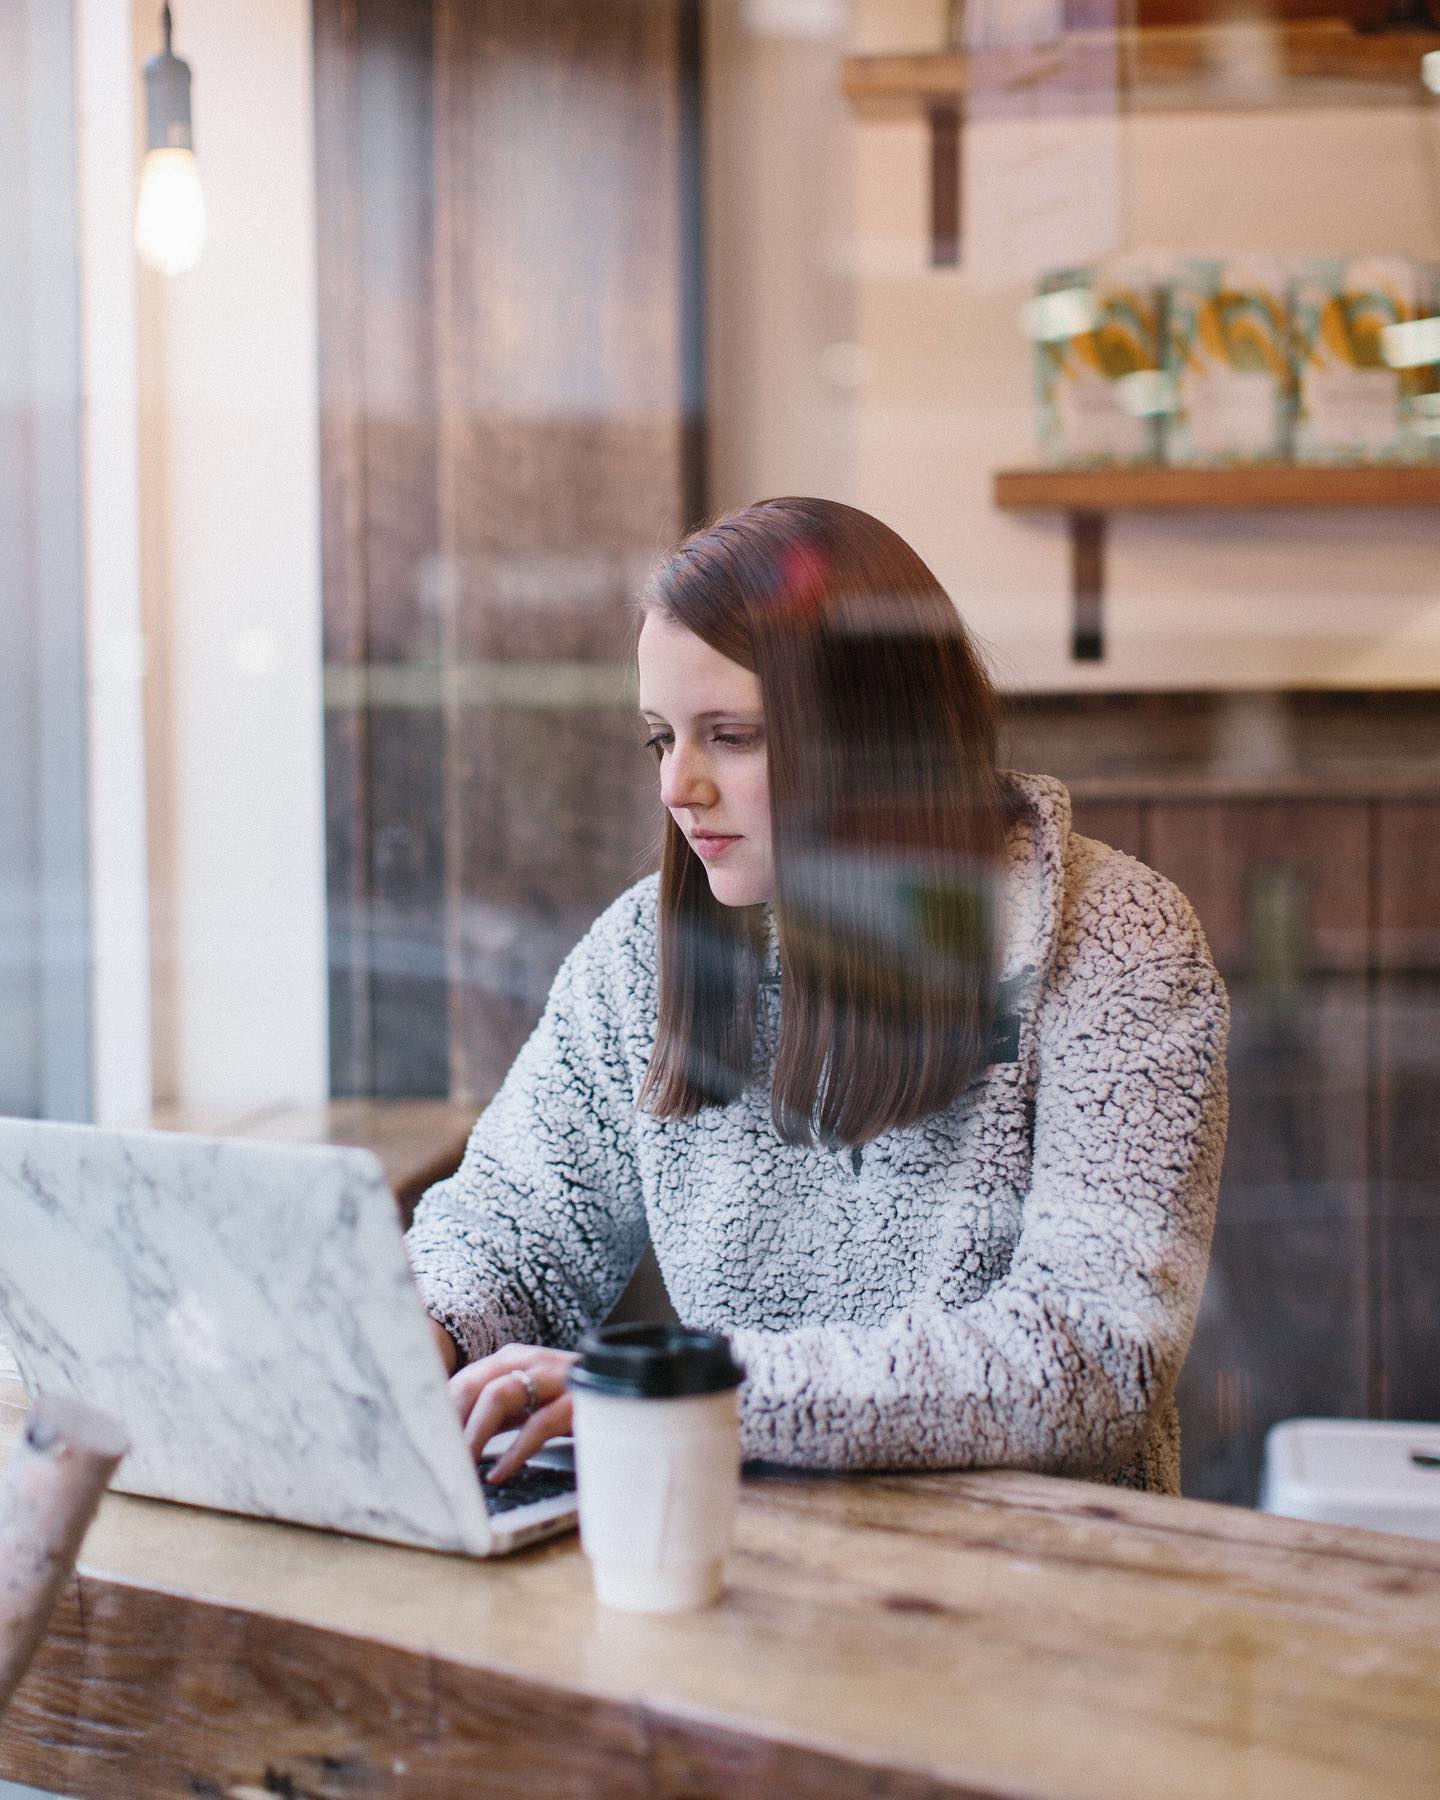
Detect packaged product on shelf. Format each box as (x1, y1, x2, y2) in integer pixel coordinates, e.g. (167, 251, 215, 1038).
(1031, 257, 1167, 467)
(1291, 257, 1440, 463)
(1165, 257, 1292, 465)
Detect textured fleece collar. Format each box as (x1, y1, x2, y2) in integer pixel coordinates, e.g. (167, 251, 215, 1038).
(995, 770, 1071, 992)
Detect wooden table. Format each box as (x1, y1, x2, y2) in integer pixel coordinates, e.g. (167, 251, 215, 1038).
(1, 1375, 1437, 1799)
(148, 1098, 480, 1223)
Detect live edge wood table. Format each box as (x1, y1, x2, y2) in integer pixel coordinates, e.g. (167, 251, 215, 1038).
(1, 1375, 1438, 1800)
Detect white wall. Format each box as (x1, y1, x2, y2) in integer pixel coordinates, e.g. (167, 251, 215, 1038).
(707, 0, 1440, 689)
(77, 0, 151, 1125)
(134, 0, 327, 1110)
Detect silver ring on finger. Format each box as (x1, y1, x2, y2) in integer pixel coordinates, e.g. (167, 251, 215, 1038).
(512, 1367, 540, 1418)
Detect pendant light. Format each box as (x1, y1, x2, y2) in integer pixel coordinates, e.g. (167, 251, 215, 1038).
(134, 3, 206, 276)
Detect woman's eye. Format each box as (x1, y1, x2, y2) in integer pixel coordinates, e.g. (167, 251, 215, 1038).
(641, 728, 759, 754)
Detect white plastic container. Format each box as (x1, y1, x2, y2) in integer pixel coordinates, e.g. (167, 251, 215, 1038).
(1259, 1417, 1440, 1541)
(568, 1323, 745, 1613)
(571, 1385, 741, 1612)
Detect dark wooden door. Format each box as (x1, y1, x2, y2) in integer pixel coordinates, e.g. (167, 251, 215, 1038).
(1374, 800, 1440, 1427)
(315, 0, 700, 1101)
(1148, 800, 1372, 1503)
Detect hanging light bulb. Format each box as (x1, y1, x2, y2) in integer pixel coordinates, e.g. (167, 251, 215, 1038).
(135, 3, 206, 276)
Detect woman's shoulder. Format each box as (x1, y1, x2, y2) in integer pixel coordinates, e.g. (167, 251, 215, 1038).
(1058, 824, 1218, 984)
(1002, 769, 1216, 980)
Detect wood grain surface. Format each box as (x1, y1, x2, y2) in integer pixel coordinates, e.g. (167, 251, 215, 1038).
(1, 1374, 1438, 1799)
(1374, 800, 1440, 1426)
(313, 0, 693, 1105)
(432, 0, 688, 1102)
(846, 29, 1440, 121)
(147, 1098, 478, 1218)
(994, 465, 1440, 513)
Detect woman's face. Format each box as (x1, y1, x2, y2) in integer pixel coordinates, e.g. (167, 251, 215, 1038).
(637, 611, 775, 907)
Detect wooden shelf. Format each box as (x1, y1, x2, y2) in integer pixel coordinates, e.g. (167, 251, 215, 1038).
(992, 463, 1440, 661)
(844, 23, 1440, 120)
(844, 21, 1440, 266)
(995, 463, 1440, 512)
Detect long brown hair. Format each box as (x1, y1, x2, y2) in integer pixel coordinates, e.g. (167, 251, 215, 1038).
(637, 496, 1014, 1150)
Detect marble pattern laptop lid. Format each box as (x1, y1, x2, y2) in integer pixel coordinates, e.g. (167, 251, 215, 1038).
(0, 1119, 494, 1556)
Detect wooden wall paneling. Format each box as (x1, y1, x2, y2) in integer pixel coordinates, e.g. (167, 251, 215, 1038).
(433, 0, 688, 1099)
(315, 0, 372, 1094)
(356, 0, 449, 1097)
(1146, 801, 1372, 1502)
(1064, 1, 1393, 24)
(316, 0, 452, 1096)
(1068, 799, 1147, 865)
(1001, 691, 1224, 787)
(1373, 799, 1440, 1425)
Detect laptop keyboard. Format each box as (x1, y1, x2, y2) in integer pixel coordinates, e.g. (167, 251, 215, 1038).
(478, 1458, 578, 1516)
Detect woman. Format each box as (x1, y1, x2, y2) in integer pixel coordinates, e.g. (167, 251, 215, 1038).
(406, 497, 1229, 1494)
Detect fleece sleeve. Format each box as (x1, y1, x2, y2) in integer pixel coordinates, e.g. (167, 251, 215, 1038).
(403, 923, 649, 1365)
(727, 892, 1230, 1476)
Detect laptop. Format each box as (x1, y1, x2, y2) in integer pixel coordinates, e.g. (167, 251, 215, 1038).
(0, 1117, 578, 1557)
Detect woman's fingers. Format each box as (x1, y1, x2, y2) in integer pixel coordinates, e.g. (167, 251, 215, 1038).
(457, 1368, 537, 1463)
(449, 1343, 579, 1471)
(484, 1394, 573, 1485)
(455, 1341, 539, 1396)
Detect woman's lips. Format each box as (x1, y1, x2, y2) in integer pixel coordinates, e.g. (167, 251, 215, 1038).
(691, 833, 741, 862)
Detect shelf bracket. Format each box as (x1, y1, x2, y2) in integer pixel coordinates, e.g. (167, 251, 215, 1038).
(1070, 510, 1105, 661)
(928, 104, 961, 267)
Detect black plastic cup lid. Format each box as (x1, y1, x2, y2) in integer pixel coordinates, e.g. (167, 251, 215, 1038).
(567, 1322, 745, 1399)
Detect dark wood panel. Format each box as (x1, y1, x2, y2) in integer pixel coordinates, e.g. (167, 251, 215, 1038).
(1003, 690, 1440, 803)
(315, 0, 372, 1094)
(448, 700, 659, 1098)
(1148, 801, 1372, 1502)
(1145, 799, 1370, 975)
(1069, 799, 1146, 863)
(323, 706, 371, 1091)
(433, 0, 688, 1097)
(1374, 800, 1440, 1423)
(1176, 980, 1372, 1502)
(316, 0, 451, 1097)
(1374, 797, 1440, 975)
(316, 0, 693, 1100)
(1066, 1, 1392, 26)
(368, 705, 451, 1096)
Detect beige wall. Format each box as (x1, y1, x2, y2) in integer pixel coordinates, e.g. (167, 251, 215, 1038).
(134, 0, 327, 1110)
(705, 0, 1440, 690)
(79, 0, 151, 1124)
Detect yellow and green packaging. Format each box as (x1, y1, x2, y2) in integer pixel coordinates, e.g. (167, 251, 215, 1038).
(1291, 257, 1440, 464)
(1164, 257, 1292, 465)
(1033, 257, 1166, 467)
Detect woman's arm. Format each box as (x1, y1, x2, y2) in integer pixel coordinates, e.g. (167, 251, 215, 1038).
(427, 1314, 460, 1376)
(728, 917, 1229, 1478)
(405, 894, 651, 1370)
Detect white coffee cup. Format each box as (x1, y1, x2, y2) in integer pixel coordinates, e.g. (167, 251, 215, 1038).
(568, 1324, 745, 1614)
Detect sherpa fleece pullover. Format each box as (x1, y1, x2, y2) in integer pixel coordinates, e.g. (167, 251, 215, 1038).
(405, 771, 1229, 1493)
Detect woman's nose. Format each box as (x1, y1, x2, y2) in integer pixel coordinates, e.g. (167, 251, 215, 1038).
(659, 743, 715, 811)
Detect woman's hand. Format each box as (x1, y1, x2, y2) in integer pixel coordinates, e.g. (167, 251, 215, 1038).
(448, 1342, 580, 1484)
